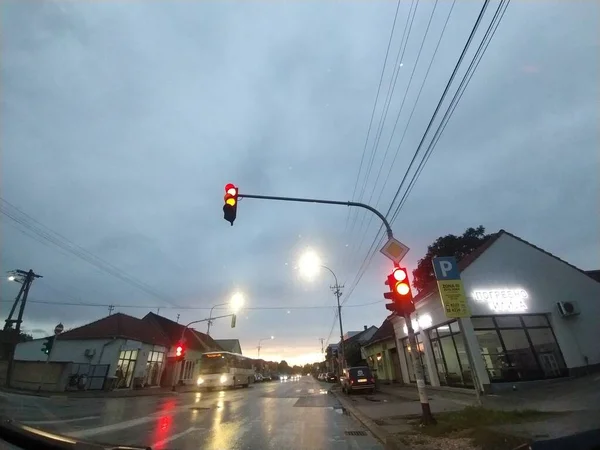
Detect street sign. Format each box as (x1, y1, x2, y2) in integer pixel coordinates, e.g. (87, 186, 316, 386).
(54, 323, 64, 335)
(432, 257, 470, 318)
(380, 238, 409, 263)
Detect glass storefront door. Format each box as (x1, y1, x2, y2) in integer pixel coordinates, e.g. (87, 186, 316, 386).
(428, 321, 474, 388)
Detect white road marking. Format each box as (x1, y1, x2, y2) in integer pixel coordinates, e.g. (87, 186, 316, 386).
(22, 416, 100, 425)
(152, 427, 204, 448)
(295, 389, 302, 393)
(308, 389, 315, 394)
(66, 402, 203, 438)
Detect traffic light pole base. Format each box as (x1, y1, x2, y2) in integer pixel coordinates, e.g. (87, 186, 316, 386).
(418, 402, 436, 426)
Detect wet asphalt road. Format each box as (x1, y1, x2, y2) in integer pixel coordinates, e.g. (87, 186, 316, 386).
(0, 377, 383, 450)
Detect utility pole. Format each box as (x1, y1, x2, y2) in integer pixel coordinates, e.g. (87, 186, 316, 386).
(4, 269, 42, 388)
(108, 305, 114, 315)
(331, 282, 345, 377)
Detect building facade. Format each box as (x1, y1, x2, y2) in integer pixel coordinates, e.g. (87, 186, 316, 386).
(391, 230, 600, 393)
(362, 316, 402, 384)
(15, 313, 170, 390)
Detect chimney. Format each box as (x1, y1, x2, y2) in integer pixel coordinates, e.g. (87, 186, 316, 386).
(364, 325, 367, 331)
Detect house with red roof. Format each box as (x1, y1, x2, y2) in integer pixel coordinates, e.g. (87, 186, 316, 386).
(390, 229, 600, 394)
(142, 312, 222, 387)
(14, 313, 171, 390)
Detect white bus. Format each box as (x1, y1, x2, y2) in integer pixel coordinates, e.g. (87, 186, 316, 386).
(196, 351, 255, 389)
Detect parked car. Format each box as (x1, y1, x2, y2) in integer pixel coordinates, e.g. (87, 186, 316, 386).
(254, 373, 264, 382)
(326, 372, 338, 383)
(341, 366, 375, 394)
(263, 374, 272, 382)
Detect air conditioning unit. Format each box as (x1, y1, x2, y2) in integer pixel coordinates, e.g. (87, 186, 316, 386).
(84, 348, 96, 357)
(557, 301, 580, 317)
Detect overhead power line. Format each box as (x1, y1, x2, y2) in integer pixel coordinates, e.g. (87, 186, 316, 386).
(345, 0, 403, 235)
(0, 297, 382, 311)
(350, 0, 443, 263)
(389, 0, 510, 225)
(0, 198, 178, 306)
(343, 0, 510, 305)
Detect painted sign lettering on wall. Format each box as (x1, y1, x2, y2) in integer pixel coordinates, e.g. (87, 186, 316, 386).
(472, 288, 529, 313)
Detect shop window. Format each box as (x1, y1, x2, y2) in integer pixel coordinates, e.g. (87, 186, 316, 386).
(145, 351, 164, 386)
(116, 349, 138, 388)
(428, 321, 474, 388)
(474, 314, 566, 383)
(472, 317, 495, 329)
(523, 315, 549, 327)
(495, 316, 522, 328)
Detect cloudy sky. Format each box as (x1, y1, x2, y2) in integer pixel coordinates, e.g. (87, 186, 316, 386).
(1, 1, 598, 366)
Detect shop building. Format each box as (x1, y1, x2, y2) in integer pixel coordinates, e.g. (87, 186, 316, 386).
(362, 315, 403, 384)
(391, 230, 600, 393)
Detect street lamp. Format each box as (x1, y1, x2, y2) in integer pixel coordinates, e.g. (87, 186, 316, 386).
(298, 250, 346, 377)
(207, 292, 245, 335)
(257, 336, 274, 358)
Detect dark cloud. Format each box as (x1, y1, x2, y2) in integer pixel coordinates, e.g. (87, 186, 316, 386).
(1, 1, 597, 360)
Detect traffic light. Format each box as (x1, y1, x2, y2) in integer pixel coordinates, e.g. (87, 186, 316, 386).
(175, 343, 185, 362)
(384, 267, 415, 315)
(223, 183, 238, 226)
(230, 314, 237, 329)
(41, 336, 55, 355)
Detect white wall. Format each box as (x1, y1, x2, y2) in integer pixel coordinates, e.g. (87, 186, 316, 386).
(461, 233, 600, 368)
(15, 338, 168, 382)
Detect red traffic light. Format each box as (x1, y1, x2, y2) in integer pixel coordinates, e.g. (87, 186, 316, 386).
(223, 183, 239, 225)
(392, 268, 407, 282)
(225, 183, 238, 196)
(175, 344, 184, 358)
(383, 266, 415, 315)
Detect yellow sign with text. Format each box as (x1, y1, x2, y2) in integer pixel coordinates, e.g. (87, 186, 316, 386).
(436, 280, 471, 318)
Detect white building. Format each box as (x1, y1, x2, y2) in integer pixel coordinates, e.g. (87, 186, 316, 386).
(391, 230, 600, 393)
(15, 313, 170, 390)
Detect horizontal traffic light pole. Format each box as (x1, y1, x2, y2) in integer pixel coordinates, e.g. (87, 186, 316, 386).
(237, 193, 394, 239)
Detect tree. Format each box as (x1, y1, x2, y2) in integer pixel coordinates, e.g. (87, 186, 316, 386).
(344, 341, 364, 367)
(277, 360, 290, 374)
(412, 226, 491, 292)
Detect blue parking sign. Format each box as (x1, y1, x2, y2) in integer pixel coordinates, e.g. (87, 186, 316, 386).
(432, 256, 461, 281)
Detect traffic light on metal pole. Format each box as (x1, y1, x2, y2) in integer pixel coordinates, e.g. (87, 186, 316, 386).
(41, 336, 54, 355)
(223, 183, 238, 226)
(175, 343, 185, 362)
(384, 267, 415, 315)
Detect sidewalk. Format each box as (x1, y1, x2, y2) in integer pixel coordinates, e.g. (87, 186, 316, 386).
(331, 378, 600, 450)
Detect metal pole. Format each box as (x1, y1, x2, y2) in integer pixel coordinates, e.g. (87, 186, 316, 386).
(238, 194, 394, 239)
(38, 326, 62, 393)
(207, 303, 226, 336)
(404, 313, 435, 425)
(458, 318, 482, 406)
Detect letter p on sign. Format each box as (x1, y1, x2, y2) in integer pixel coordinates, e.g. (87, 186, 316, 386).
(432, 256, 460, 281)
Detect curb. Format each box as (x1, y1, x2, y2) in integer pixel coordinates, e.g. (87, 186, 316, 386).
(0, 387, 180, 399)
(330, 387, 409, 450)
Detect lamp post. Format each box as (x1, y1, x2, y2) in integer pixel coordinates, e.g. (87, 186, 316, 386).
(206, 292, 245, 335)
(298, 250, 345, 377)
(257, 336, 274, 358)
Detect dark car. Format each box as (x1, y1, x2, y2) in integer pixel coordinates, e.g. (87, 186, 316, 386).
(326, 372, 338, 383)
(341, 366, 375, 394)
